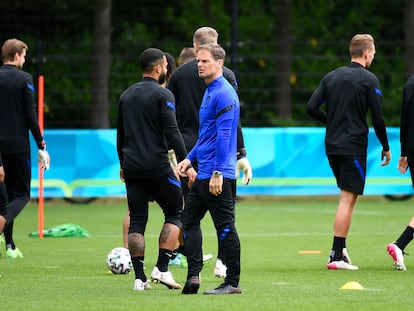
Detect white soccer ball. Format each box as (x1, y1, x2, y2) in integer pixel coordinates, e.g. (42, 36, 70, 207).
(106, 247, 132, 274)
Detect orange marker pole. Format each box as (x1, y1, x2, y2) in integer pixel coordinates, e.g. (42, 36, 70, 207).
(38, 75, 44, 238)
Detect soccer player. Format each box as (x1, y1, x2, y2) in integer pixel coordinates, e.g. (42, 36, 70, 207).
(306, 34, 391, 270)
(386, 74, 414, 270)
(168, 26, 252, 279)
(116, 47, 189, 291)
(178, 43, 242, 295)
(0, 38, 49, 258)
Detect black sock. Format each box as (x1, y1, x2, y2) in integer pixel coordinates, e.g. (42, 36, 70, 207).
(330, 236, 346, 261)
(156, 248, 173, 272)
(132, 256, 146, 282)
(395, 226, 414, 251)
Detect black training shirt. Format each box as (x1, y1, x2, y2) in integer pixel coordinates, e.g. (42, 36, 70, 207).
(400, 75, 414, 159)
(116, 77, 187, 178)
(0, 64, 43, 153)
(306, 62, 389, 156)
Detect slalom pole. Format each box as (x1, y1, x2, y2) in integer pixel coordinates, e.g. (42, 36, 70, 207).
(38, 75, 45, 238)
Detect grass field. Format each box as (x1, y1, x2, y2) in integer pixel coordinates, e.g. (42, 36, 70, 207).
(2, 196, 414, 310)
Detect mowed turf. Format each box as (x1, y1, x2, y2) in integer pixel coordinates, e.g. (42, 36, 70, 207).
(2, 196, 414, 310)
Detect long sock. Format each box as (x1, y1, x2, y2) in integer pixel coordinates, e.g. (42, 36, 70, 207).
(330, 236, 346, 261)
(395, 226, 414, 251)
(132, 256, 146, 282)
(4, 221, 15, 249)
(156, 248, 173, 272)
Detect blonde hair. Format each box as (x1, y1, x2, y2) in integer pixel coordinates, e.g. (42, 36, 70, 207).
(349, 34, 374, 58)
(2, 38, 28, 63)
(193, 27, 219, 46)
(179, 47, 195, 65)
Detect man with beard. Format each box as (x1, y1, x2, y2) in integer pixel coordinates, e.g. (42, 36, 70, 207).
(116, 48, 189, 291)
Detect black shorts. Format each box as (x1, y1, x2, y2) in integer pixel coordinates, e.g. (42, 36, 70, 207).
(328, 155, 366, 195)
(125, 170, 183, 234)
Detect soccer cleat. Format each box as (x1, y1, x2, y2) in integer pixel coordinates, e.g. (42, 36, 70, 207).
(150, 267, 182, 289)
(214, 258, 227, 278)
(203, 253, 213, 264)
(327, 260, 359, 270)
(6, 248, 24, 259)
(133, 279, 151, 291)
(181, 276, 200, 294)
(169, 253, 183, 266)
(386, 243, 406, 270)
(203, 283, 242, 295)
(342, 248, 352, 265)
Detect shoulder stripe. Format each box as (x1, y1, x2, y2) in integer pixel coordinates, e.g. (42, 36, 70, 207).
(216, 105, 233, 118)
(27, 83, 34, 92)
(166, 101, 175, 112)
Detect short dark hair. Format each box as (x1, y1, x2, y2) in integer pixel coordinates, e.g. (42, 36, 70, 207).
(139, 48, 164, 73)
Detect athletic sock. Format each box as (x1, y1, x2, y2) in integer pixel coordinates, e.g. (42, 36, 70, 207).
(156, 248, 173, 272)
(395, 226, 414, 251)
(132, 256, 146, 282)
(330, 236, 346, 261)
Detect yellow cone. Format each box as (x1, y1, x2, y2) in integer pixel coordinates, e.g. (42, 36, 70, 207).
(340, 281, 364, 290)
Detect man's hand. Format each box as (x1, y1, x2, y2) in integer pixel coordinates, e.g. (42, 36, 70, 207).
(38, 149, 50, 170)
(236, 157, 252, 185)
(381, 150, 391, 166)
(0, 166, 4, 182)
(398, 156, 408, 174)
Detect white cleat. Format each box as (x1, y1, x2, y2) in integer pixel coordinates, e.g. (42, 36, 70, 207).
(214, 258, 227, 278)
(327, 260, 359, 270)
(203, 253, 213, 264)
(150, 267, 182, 289)
(133, 279, 151, 291)
(386, 243, 406, 270)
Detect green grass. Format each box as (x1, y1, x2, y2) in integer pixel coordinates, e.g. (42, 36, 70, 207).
(2, 196, 414, 310)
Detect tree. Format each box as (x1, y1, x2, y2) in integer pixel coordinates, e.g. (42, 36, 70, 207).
(404, 0, 414, 78)
(90, 0, 112, 128)
(274, 0, 292, 119)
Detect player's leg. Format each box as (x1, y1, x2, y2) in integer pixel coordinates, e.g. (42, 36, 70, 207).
(386, 161, 414, 270)
(149, 171, 183, 289)
(125, 178, 151, 290)
(327, 155, 364, 270)
(204, 178, 241, 295)
(3, 153, 30, 258)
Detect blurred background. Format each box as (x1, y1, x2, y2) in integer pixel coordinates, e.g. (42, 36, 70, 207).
(1, 0, 411, 129)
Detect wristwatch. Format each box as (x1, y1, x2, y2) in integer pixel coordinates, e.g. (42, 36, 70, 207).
(213, 171, 222, 177)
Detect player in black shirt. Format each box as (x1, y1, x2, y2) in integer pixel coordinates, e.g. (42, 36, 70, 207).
(386, 75, 414, 270)
(307, 34, 391, 270)
(0, 38, 49, 258)
(116, 48, 189, 291)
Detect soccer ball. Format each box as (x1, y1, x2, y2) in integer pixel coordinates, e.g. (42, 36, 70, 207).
(106, 247, 132, 274)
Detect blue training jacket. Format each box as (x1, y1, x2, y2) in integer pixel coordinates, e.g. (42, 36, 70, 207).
(187, 75, 240, 180)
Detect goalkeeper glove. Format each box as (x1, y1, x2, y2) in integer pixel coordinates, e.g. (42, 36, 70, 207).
(38, 149, 50, 170)
(236, 157, 252, 185)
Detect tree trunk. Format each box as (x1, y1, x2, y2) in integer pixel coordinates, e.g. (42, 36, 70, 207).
(404, 0, 414, 78)
(274, 0, 292, 119)
(90, 0, 112, 128)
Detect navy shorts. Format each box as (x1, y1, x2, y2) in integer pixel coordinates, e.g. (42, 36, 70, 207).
(328, 155, 366, 195)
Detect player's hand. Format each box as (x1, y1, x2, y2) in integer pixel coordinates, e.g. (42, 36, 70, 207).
(177, 159, 192, 177)
(0, 166, 4, 182)
(37, 149, 50, 170)
(381, 150, 391, 166)
(119, 168, 125, 182)
(236, 157, 252, 185)
(186, 167, 197, 188)
(398, 156, 408, 174)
